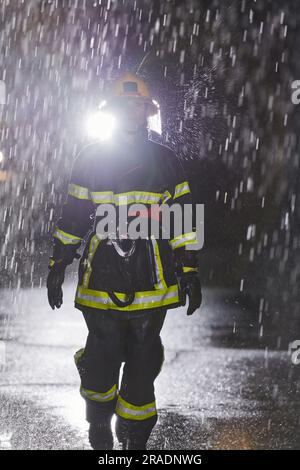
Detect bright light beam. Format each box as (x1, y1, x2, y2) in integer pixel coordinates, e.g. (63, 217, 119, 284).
(85, 111, 116, 141)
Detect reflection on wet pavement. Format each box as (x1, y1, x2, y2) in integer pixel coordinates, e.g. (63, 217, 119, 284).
(0, 284, 299, 449)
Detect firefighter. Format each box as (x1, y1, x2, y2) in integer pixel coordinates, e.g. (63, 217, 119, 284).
(47, 73, 202, 450)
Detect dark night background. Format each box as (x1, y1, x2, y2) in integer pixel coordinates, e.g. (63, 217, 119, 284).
(0, 0, 299, 349)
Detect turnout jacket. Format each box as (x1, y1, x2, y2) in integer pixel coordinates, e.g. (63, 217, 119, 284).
(52, 133, 199, 313)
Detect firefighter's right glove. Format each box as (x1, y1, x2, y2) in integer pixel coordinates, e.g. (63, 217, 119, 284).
(179, 272, 202, 316)
(47, 259, 66, 310)
(47, 239, 81, 309)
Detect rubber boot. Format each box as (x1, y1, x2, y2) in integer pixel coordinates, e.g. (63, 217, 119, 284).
(88, 422, 114, 450)
(86, 399, 115, 450)
(121, 436, 148, 450)
(116, 415, 157, 450)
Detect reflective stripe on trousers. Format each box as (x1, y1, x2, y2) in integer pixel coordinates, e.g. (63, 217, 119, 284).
(80, 384, 117, 403)
(116, 395, 157, 421)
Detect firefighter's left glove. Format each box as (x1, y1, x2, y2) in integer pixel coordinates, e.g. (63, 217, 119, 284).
(179, 272, 202, 316)
(47, 259, 66, 310)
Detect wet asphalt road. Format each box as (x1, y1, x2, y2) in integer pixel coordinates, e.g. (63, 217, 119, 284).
(0, 282, 299, 450)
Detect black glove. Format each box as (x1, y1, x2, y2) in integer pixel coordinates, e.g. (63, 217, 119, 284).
(179, 272, 202, 316)
(47, 261, 66, 310)
(47, 240, 81, 310)
(173, 248, 202, 315)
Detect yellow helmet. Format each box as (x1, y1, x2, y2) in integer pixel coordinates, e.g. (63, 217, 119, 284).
(105, 72, 159, 117)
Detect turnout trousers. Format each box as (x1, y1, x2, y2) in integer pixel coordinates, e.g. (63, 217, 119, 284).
(74, 307, 167, 444)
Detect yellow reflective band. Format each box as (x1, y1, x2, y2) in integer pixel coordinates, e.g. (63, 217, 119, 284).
(173, 181, 191, 199)
(48, 258, 55, 268)
(80, 384, 117, 403)
(114, 191, 162, 206)
(183, 266, 198, 273)
(75, 284, 179, 311)
(53, 228, 82, 245)
(90, 191, 114, 204)
(161, 190, 172, 203)
(151, 237, 167, 289)
(68, 183, 90, 200)
(83, 235, 102, 288)
(74, 348, 85, 365)
(91, 190, 164, 206)
(170, 232, 198, 250)
(116, 395, 157, 421)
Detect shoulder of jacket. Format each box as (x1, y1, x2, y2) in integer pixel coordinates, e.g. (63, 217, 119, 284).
(148, 140, 177, 161)
(148, 142, 185, 182)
